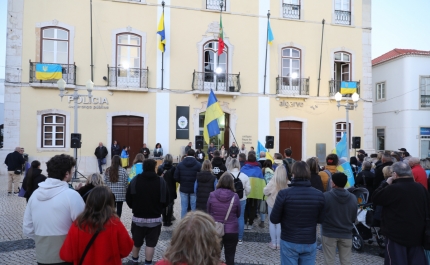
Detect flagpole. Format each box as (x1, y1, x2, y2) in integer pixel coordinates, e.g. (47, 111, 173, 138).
(263, 11, 270, 95)
(90, 0, 94, 82)
(161, 1, 165, 90)
(317, 19, 325, 97)
(216, 1, 224, 92)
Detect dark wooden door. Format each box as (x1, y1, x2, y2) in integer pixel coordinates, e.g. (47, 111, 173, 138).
(112, 116, 144, 162)
(279, 121, 302, 161)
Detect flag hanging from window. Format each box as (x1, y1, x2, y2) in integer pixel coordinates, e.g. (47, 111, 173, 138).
(340, 81, 357, 94)
(203, 90, 224, 144)
(157, 12, 166, 52)
(268, 21, 274, 45)
(35, 63, 62, 80)
(218, 14, 224, 56)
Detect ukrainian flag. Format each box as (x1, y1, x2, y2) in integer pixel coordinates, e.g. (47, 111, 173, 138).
(268, 21, 274, 45)
(335, 132, 348, 159)
(340, 81, 357, 94)
(337, 162, 355, 188)
(157, 12, 166, 52)
(35, 64, 62, 80)
(257, 141, 274, 163)
(203, 90, 224, 144)
(241, 163, 266, 199)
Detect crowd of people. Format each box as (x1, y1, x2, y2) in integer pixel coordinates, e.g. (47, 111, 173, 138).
(4, 142, 429, 265)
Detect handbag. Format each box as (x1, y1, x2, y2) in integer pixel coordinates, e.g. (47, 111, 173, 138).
(79, 230, 100, 265)
(215, 196, 235, 237)
(259, 199, 267, 214)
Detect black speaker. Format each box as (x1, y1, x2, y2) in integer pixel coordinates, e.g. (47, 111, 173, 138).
(265, 135, 274, 149)
(71, 133, 82, 148)
(195, 135, 204, 149)
(352, 136, 361, 149)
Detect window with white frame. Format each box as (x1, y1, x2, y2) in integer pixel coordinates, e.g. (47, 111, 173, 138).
(42, 114, 66, 148)
(336, 122, 351, 148)
(376, 82, 385, 101)
(206, 0, 226, 11)
(202, 41, 228, 85)
(282, 0, 300, 19)
(334, 0, 351, 25)
(42, 27, 69, 64)
(334, 52, 351, 81)
(376, 128, 385, 151)
(420, 76, 430, 108)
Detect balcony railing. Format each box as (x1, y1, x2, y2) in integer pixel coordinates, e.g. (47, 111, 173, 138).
(276, 76, 309, 96)
(282, 4, 300, 20)
(421, 95, 430, 108)
(335, 10, 351, 25)
(107, 66, 148, 89)
(206, 0, 226, 11)
(29, 61, 76, 85)
(192, 71, 240, 92)
(329, 80, 360, 96)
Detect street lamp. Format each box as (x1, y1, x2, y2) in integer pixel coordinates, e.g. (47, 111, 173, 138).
(335, 92, 359, 161)
(57, 79, 93, 179)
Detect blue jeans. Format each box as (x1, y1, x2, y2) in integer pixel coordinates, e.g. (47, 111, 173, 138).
(238, 200, 246, 240)
(97, 158, 104, 174)
(180, 192, 196, 218)
(280, 240, 317, 265)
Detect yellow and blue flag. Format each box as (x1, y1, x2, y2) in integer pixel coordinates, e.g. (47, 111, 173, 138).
(241, 163, 266, 199)
(203, 90, 224, 144)
(268, 21, 274, 45)
(340, 81, 357, 94)
(335, 132, 348, 159)
(157, 12, 166, 52)
(337, 161, 355, 188)
(35, 63, 62, 80)
(257, 141, 274, 163)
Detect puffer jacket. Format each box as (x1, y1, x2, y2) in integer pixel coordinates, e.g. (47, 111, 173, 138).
(174, 156, 201, 194)
(195, 171, 217, 211)
(207, 188, 241, 234)
(270, 178, 325, 244)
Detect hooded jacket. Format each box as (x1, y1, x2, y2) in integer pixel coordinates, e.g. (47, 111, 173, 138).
(195, 171, 217, 211)
(158, 162, 177, 203)
(322, 188, 357, 239)
(23, 178, 85, 264)
(174, 156, 201, 194)
(211, 157, 227, 179)
(207, 188, 241, 234)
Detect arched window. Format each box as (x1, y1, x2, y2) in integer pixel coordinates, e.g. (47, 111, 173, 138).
(41, 27, 69, 64)
(334, 51, 351, 81)
(201, 40, 228, 90)
(115, 33, 142, 87)
(280, 47, 301, 94)
(42, 114, 66, 148)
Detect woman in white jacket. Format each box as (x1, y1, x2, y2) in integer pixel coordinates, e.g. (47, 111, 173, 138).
(263, 165, 290, 249)
(227, 158, 251, 245)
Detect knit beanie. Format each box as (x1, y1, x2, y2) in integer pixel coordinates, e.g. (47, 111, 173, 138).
(331, 172, 347, 188)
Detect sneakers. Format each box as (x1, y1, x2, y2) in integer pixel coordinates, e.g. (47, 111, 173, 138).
(127, 259, 139, 264)
(238, 239, 243, 245)
(269, 243, 277, 250)
(259, 221, 265, 228)
(13, 192, 19, 196)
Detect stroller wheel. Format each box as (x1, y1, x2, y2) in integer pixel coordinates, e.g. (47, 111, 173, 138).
(376, 235, 386, 249)
(352, 234, 364, 251)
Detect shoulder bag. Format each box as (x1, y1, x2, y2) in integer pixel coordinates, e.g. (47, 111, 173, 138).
(79, 230, 100, 265)
(215, 196, 235, 237)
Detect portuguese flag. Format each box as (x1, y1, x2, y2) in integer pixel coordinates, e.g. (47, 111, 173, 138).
(218, 15, 224, 56)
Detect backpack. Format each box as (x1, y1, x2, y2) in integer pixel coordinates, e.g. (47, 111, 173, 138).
(323, 169, 337, 192)
(283, 159, 294, 180)
(232, 172, 244, 199)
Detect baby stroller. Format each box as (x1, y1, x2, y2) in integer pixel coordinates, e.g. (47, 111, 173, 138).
(348, 187, 385, 251)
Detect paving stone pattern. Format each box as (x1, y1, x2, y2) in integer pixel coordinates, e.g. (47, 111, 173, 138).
(0, 175, 384, 264)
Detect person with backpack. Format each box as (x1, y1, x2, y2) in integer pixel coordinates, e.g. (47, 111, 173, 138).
(283, 148, 296, 180)
(158, 154, 177, 226)
(195, 160, 218, 212)
(319, 154, 339, 192)
(212, 150, 227, 180)
(226, 158, 251, 244)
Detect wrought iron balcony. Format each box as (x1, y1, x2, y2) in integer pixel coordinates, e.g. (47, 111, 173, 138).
(329, 80, 360, 96)
(107, 66, 148, 89)
(421, 95, 430, 108)
(335, 10, 351, 25)
(206, 0, 226, 11)
(29, 61, 76, 85)
(282, 4, 300, 20)
(192, 71, 240, 92)
(276, 76, 309, 96)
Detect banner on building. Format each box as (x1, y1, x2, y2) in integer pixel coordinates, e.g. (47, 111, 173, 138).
(176, 106, 189, 139)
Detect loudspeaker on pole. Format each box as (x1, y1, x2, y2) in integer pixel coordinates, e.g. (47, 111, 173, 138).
(352, 136, 361, 149)
(71, 133, 82, 148)
(265, 135, 274, 149)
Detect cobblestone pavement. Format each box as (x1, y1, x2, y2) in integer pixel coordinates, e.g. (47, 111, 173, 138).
(0, 175, 384, 265)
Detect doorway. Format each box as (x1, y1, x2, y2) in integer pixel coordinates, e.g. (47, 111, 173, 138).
(199, 113, 230, 151)
(112, 116, 144, 162)
(279, 120, 302, 161)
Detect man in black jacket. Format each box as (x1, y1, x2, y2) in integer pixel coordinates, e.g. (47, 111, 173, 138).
(111, 140, 121, 158)
(94, 142, 108, 174)
(126, 159, 168, 265)
(373, 161, 429, 265)
(229, 142, 239, 158)
(211, 150, 227, 180)
(4, 147, 25, 195)
(373, 154, 393, 190)
(140, 143, 150, 159)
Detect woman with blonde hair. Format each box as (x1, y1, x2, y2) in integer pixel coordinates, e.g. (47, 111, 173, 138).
(128, 153, 145, 183)
(195, 160, 217, 212)
(155, 211, 224, 265)
(263, 165, 290, 249)
(382, 165, 393, 180)
(76, 173, 105, 202)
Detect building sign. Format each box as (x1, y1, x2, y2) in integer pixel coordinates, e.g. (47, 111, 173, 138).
(242, 135, 252, 145)
(421, 127, 430, 136)
(67, 96, 109, 109)
(176, 106, 189, 139)
(279, 100, 304, 108)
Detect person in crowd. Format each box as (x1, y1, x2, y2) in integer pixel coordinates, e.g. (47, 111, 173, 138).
(207, 142, 217, 161)
(120, 146, 129, 168)
(195, 148, 205, 163)
(126, 159, 169, 265)
(373, 162, 430, 264)
(76, 173, 105, 202)
(321, 173, 357, 265)
(154, 143, 163, 158)
(111, 140, 121, 158)
(283, 148, 296, 180)
(319, 154, 339, 192)
(195, 160, 217, 212)
(408, 157, 428, 189)
(129, 153, 144, 183)
(229, 142, 239, 158)
(212, 150, 227, 180)
(355, 161, 375, 198)
(140, 143, 150, 159)
(374, 151, 384, 168)
(220, 144, 228, 163)
(241, 152, 266, 230)
(23, 154, 85, 265)
(373, 154, 393, 191)
(270, 161, 325, 265)
(262, 160, 274, 183)
(239, 144, 248, 157)
(104, 155, 128, 218)
(207, 173, 241, 265)
(60, 186, 133, 265)
(350, 156, 359, 178)
(94, 142, 108, 174)
(174, 149, 201, 218)
(5, 147, 25, 195)
(238, 153, 246, 168)
(263, 165, 290, 250)
(357, 150, 366, 167)
(155, 211, 224, 265)
(390, 151, 402, 163)
(272, 153, 284, 171)
(22, 160, 47, 202)
(158, 154, 177, 226)
(306, 157, 324, 192)
(226, 158, 251, 244)
(185, 142, 193, 154)
(258, 152, 267, 168)
(398, 147, 407, 159)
